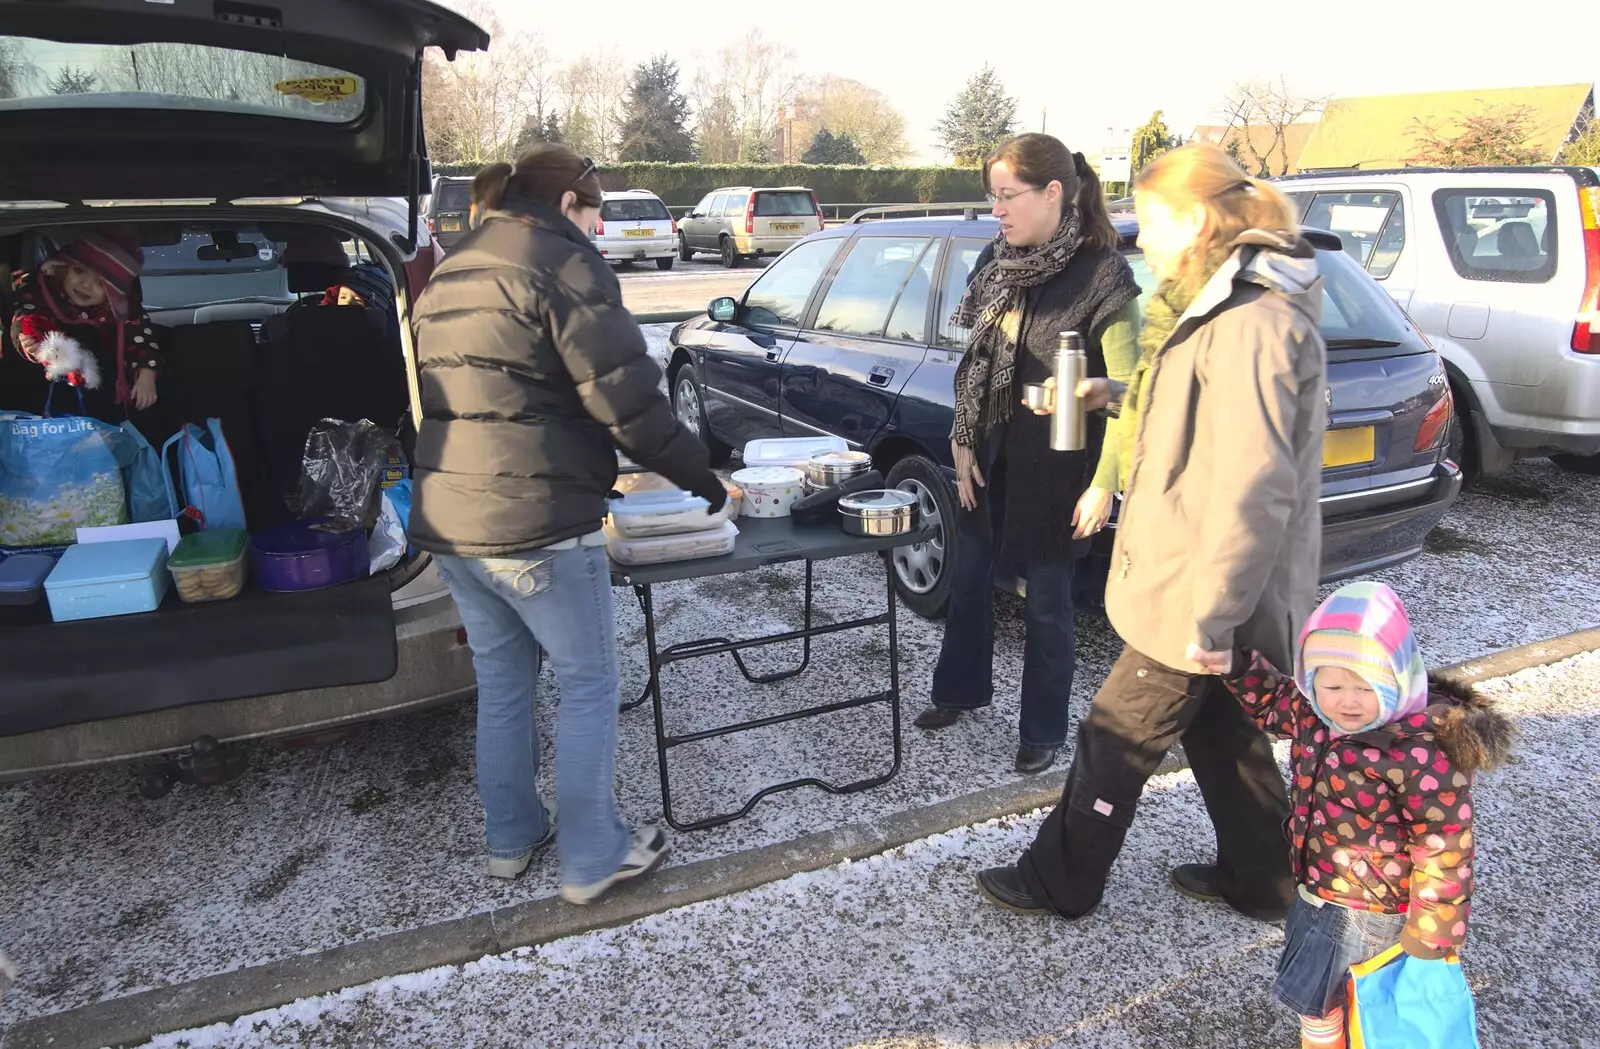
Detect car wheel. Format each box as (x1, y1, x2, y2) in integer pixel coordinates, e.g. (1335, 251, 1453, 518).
(885, 454, 955, 620)
(1551, 453, 1600, 475)
(1445, 384, 1477, 480)
(678, 235, 694, 262)
(656, 256, 675, 271)
(720, 237, 741, 269)
(672, 362, 732, 466)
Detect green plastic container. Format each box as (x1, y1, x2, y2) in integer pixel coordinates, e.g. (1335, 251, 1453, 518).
(168, 529, 249, 603)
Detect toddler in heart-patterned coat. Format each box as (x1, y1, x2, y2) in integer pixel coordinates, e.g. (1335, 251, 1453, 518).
(1218, 581, 1512, 1049)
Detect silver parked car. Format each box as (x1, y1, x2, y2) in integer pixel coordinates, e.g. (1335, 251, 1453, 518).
(0, 0, 489, 792)
(593, 189, 678, 270)
(678, 186, 824, 268)
(1278, 166, 1600, 476)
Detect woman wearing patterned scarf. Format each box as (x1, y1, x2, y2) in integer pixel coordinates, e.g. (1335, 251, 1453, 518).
(914, 134, 1142, 775)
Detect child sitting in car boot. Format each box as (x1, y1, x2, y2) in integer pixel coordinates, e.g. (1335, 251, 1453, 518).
(3, 229, 164, 424)
(1209, 581, 1511, 1049)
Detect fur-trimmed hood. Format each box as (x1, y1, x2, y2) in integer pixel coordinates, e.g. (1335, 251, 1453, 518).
(1422, 676, 1515, 776)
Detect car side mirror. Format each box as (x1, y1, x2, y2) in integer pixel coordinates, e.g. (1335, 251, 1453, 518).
(708, 296, 738, 323)
(688, 212, 702, 219)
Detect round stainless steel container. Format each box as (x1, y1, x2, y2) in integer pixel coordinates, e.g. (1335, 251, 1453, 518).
(837, 488, 918, 537)
(805, 450, 872, 490)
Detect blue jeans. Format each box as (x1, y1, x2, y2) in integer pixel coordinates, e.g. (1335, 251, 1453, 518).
(434, 546, 630, 887)
(929, 455, 1077, 749)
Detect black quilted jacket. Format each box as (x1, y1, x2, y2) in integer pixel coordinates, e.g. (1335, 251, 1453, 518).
(409, 197, 721, 556)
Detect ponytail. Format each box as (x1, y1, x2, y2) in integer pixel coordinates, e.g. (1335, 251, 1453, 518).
(470, 162, 512, 227)
(986, 134, 1119, 252)
(1071, 152, 1119, 253)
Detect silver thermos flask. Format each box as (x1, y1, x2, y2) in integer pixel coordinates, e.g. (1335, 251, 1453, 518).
(1051, 331, 1088, 452)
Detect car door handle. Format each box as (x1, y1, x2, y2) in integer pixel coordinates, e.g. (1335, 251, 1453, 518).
(766, 350, 781, 362)
(869, 366, 894, 386)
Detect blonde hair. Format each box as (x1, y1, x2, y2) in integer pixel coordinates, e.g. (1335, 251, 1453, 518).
(1134, 143, 1298, 279)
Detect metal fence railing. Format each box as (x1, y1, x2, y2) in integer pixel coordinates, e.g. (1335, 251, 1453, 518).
(664, 201, 984, 225)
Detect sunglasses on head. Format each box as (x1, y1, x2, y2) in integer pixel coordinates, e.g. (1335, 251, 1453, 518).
(575, 156, 596, 184)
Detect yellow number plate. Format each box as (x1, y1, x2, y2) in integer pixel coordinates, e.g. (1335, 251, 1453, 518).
(623, 229, 653, 238)
(1323, 426, 1376, 468)
(439, 218, 461, 233)
(772, 222, 803, 233)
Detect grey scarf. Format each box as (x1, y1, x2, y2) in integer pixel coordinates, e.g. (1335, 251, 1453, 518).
(951, 208, 1084, 447)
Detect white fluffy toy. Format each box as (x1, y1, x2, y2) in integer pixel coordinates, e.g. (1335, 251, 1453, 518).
(33, 330, 102, 390)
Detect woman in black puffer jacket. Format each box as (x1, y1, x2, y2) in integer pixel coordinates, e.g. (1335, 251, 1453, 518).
(410, 145, 724, 904)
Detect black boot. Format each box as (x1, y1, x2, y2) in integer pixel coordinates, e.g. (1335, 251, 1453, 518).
(914, 706, 962, 730)
(1169, 863, 1224, 903)
(976, 865, 1050, 914)
(1014, 746, 1058, 773)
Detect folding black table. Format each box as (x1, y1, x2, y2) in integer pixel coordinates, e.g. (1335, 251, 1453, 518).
(610, 516, 931, 832)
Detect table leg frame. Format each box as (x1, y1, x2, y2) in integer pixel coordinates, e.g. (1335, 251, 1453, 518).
(638, 556, 903, 832)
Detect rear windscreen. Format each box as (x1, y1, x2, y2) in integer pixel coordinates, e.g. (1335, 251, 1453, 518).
(0, 37, 366, 122)
(1309, 248, 1418, 345)
(435, 182, 471, 213)
(755, 192, 816, 217)
(602, 198, 672, 221)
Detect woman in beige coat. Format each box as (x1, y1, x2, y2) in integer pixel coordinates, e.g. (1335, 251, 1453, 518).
(977, 143, 1328, 921)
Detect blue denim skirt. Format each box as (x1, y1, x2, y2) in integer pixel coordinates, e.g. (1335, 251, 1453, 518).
(1274, 887, 1407, 1018)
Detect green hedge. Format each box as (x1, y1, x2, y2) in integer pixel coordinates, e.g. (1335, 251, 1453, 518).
(429, 162, 986, 207)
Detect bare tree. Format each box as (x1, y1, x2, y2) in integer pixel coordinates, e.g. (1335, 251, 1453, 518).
(554, 54, 627, 162)
(687, 31, 797, 164)
(789, 75, 909, 165)
(419, 1, 560, 165)
(1218, 77, 1328, 177)
(689, 63, 741, 163)
(0, 37, 39, 99)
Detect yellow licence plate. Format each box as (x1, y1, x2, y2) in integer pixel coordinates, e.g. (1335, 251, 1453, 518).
(624, 229, 654, 238)
(440, 218, 461, 232)
(1323, 426, 1376, 468)
(772, 222, 803, 233)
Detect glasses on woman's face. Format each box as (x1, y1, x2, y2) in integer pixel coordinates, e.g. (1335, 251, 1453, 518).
(986, 185, 1044, 206)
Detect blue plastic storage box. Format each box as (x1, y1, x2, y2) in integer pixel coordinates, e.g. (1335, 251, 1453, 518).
(44, 538, 170, 623)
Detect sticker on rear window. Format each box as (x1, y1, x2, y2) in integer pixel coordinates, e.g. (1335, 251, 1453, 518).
(275, 77, 359, 104)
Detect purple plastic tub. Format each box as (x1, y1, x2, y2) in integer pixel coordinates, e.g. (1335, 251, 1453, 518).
(250, 517, 369, 593)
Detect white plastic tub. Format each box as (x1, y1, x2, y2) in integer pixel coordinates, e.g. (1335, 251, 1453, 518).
(606, 520, 739, 566)
(608, 489, 732, 538)
(742, 436, 848, 469)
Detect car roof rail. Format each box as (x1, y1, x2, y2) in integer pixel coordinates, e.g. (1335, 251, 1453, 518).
(848, 202, 993, 224)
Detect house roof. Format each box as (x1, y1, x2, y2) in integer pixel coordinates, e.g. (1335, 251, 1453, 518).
(1295, 83, 1594, 171)
(1190, 123, 1316, 175)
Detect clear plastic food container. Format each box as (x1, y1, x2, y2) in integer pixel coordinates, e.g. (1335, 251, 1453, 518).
(606, 520, 739, 565)
(168, 528, 249, 604)
(608, 489, 731, 538)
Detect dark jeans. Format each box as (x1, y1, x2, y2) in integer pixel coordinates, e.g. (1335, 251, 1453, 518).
(1017, 645, 1294, 918)
(929, 445, 1077, 749)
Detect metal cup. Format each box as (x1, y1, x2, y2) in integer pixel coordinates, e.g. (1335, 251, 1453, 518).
(1022, 383, 1053, 413)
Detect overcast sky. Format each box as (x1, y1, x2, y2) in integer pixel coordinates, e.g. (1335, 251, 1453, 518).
(473, 0, 1596, 163)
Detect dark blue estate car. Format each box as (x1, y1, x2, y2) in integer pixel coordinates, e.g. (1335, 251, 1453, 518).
(666, 211, 1463, 619)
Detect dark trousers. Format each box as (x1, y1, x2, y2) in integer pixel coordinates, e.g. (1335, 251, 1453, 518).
(1017, 645, 1294, 919)
(929, 444, 1077, 749)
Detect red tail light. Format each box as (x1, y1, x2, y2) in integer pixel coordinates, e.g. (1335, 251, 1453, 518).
(594, 215, 605, 236)
(1414, 386, 1453, 452)
(1573, 187, 1600, 354)
(425, 216, 436, 235)
(744, 197, 754, 235)
(811, 191, 824, 226)
(671, 216, 678, 235)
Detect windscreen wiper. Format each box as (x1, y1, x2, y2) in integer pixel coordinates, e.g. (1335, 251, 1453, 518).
(1325, 337, 1403, 349)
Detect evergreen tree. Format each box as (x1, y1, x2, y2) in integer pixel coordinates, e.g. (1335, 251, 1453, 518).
(1130, 110, 1174, 174)
(803, 127, 867, 165)
(48, 64, 97, 95)
(616, 55, 695, 162)
(934, 66, 1017, 167)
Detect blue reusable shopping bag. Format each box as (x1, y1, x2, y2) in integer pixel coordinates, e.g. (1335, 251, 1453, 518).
(161, 418, 247, 532)
(0, 410, 128, 548)
(1346, 944, 1480, 1049)
(103, 421, 171, 524)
